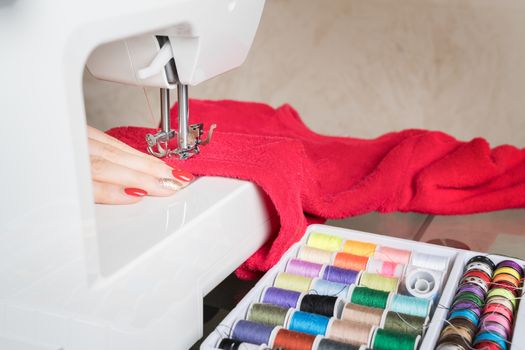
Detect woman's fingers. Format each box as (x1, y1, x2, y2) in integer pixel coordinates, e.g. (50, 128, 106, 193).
(88, 138, 179, 180)
(90, 155, 185, 197)
(87, 125, 165, 164)
(92, 181, 143, 205)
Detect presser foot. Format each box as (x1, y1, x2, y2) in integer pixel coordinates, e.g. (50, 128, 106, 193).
(145, 123, 216, 160)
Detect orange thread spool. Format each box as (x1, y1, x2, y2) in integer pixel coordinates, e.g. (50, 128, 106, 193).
(334, 252, 369, 271)
(273, 329, 316, 350)
(342, 240, 377, 257)
(492, 273, 520, 288)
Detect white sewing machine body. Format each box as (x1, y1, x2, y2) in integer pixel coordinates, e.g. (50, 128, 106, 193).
(0, 1, 270, 349)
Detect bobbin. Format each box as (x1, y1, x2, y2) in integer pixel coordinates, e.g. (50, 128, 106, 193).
(467, 255, 496, 271)
(404, 266, 443, 299)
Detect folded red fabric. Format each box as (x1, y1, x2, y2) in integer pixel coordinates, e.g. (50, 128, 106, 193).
(107, 99, 525, 279)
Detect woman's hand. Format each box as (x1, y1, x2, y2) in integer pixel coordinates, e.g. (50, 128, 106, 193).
(87, 126, 194, 204)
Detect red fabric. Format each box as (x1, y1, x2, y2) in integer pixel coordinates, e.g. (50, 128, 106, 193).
(107, 99, 525, 279)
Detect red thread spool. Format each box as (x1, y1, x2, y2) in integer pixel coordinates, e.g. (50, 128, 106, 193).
(463, 270, 491, 285)
(483, 303, 513, 323)
(474, 342, 503, 350)
(334, 252, 369, 271)
(273, 329, 316, 350)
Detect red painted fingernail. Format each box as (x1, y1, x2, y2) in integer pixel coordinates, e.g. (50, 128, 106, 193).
(172, 168, 194, 182)
(124, 188, 148, 197)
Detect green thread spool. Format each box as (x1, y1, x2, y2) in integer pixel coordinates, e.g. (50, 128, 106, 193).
(349, 286, 390, 309)
(274, 272, 313, 293)
(372, 328, 419, 350)
(454, 292, 484, 308)
(487, 288, 516, 308)
(382, 311, 426, 336)
(247, 303, 290, 327)
(307, 232, 344, 252)
(359, 272, 399, 293)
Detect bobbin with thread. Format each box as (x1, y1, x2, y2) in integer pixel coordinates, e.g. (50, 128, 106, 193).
(359, 272, 399, 293)
(374, 246, 411, 265)
(300, 294, 345, 318)
(366, 257, 404, 278)
(410, 251, 449, 271)
(404, 266, 443, 299)
(298, 246, 335, 265)
(274, 272, 314, 293)
(347, 285, 393, 310)
(370, 327, 420, 350)
(245, 302, 293, 328)
(260, 286, 303, 309)
(286, 258, 325, 278)
(341, 303, 385, 327)
(326, 319, 374, 346)
(308, 232, 344, 252)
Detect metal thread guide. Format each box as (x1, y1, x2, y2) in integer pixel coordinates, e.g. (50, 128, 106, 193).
(146, 83, 216, 160)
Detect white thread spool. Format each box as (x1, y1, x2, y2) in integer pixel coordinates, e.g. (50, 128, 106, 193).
(366, 257, 405, 278)
(297, 246, 334, 265)
(410, 252, 449, 271)
(404, 266, 443, 299)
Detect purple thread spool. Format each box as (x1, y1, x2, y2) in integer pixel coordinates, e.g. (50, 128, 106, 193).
(231, 320, 274, 345)
(262, 287, 301, 308)
(323, 266, 359, 285)
(451, 300, 482, 317)
(479, 321, 509, 339)
(286, 258, 323, 278)
(456, 284, 486, 299)
(496, 260, 524, 276)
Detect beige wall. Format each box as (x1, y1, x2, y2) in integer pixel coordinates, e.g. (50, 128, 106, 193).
(85, 0, 525, 146)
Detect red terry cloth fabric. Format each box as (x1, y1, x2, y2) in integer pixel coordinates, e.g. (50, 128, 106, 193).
(108, 99, 525, 279)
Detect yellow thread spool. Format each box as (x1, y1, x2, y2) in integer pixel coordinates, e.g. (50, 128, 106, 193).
(359, 272, 399, 293)
(274, 272, 313, 293)
(307, 232, 344, 252)
(494, 266, 521, 281)
(342, 240, 377, 257)
(297, 246, 334, 265)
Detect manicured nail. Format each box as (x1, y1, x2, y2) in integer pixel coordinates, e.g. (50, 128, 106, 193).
(124, 188, 148, 197)
(172, 168, 194, 182)
(158, 178, 183, 191)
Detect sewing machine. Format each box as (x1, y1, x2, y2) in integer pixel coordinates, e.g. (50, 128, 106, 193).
(0, 1, 274, 349)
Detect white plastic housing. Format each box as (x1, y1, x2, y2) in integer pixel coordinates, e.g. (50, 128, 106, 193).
(0, 0, 266, 349)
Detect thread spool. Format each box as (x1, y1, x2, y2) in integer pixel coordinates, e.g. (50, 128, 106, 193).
(323, 266, 361, 285)
(314, 337, 361, 350)
(334, 252, 369, 271)
(274, 272, 313, 293)
(231, 320, 274, 345)
(261, 287, 302, 309)
(381, 311, 427, 336)
(359, 272, 399, 293)
(371, 328, 420, 350)
(217, 338, 262, 350)
(341, 303, 384, 327)
(311, 278, 350, 298)
(493, 266, 521, 281)
(342, 240, 377, 257)
(326, 319, 373, 346)
(389, 294, 432, 318)
(486, 288, 516, 309)
(496, 259, 524, 276)
(473, 332, 507, 350)
(366, 258, 404, 278)
(272, 328, 316, 350)
(286, 258, 324, 278)
(246, 303, 292, 327)
(374, 247, 411, 265)
(347, 285, 391, 309)
(298, 246, 334, 265)
(288, 310, 331, 336)
(300, 294, 344, 318)
(404, 266, 442, 299)
(410, 251, 449, 271)
(466, 261, 494, 278)
(308, 232, 344, 252)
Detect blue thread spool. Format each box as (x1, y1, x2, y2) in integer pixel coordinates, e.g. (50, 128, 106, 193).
(448, 309, 479, 327)
(389, 294, 432, 318)
(231, 320, 274, 345)
(311, 278, 350, 298)
(288, 310, 331, 336)
(473, 331, 507, 350)
(323, 266, 360, 285)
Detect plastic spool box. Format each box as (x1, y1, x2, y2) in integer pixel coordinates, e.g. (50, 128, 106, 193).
(200, 224, 525, 350)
